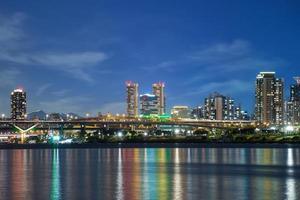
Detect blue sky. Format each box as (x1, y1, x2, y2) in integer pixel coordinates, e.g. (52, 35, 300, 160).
(0, 0, 300, 115)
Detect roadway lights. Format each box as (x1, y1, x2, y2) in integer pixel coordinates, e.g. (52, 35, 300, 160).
(52, 135, 60, 142)
(117, 131, 123, 137)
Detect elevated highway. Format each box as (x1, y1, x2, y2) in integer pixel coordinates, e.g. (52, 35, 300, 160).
(0, 119, 257, 134)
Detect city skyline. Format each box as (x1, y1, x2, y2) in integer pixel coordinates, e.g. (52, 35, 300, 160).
(1, 1, 300, 115)
(0, 73, 300, 117)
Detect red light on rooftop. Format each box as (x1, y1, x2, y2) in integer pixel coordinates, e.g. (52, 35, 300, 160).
(153, 81, 165, 87)
(125, 80, 138, 86)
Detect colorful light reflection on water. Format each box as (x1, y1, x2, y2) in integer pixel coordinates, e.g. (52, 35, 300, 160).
(0, 147, 299, 200)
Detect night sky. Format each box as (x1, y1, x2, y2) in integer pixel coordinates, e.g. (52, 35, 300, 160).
(0, 0, 300, 116)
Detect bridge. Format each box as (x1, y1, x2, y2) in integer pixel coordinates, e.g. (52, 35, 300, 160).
(0, 119, 256, 134)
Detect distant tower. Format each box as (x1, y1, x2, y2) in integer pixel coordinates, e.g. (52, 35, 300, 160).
(126, 81, 139, 117)
(255, 72, 284, 125)
(11, 87, 27, 120)
(152, 82, 165, 115)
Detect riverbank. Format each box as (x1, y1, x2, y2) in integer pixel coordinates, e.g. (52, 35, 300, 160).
(1, 142, 300, 149)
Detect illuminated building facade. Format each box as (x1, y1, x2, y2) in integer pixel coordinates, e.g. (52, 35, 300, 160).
(126, 81, 139, 117)
(204, 93, 240, 120)
(191, 106, 204, 119)
(171, 106, 190, 119)
(255, 72, 284, 125)
(11, 88, 27, 120)
(140, 94, 159, 115)
(152, 82, 166, 115)
(286, 77, 300, 125)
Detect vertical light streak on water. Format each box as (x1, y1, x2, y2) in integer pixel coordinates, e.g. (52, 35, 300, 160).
(240, 148, 246, 164)
(209, 148, 216, 164)
(23, 150, 29, 198)
(116, 148, 124, 200)
(187, 148, 191, 163)
(142, 148, 149, 200)
(287, 148, 294, 167)
(133, 148, 141, 200)
(157, 148, 168, 200)
(286, 178, 296, 200)
(285, 148, 296, 200)
(255, 148, 261, 165)
(222, 148, 228, 164)
(50, 148, 60, 200)
(148, 149, 157, 200)
(173, 148, 182, 200)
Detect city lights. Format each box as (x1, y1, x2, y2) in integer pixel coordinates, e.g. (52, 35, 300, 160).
(285, 126, 294, 132)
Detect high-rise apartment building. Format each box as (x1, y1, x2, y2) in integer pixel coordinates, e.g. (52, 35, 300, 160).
(204, 93, 239, 120)
(152, 82, 165, 115)
(126, 81, 139, 117)
(255, 72, 284, 125)
(11, 88, 27, 120)
(191, 106, 204, 119)
(286, 77, 300, 125)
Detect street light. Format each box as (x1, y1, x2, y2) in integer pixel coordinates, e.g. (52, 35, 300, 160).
(285, 125, 294, 133)
(1, 114, 5, 120)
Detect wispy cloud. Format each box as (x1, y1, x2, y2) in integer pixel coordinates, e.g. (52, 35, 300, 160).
(0, 12, 109, 83)
(0, 12, 26, 48)
(142, 60, 178, 72)
(0, 68, 22, 115)
(38, 96, 91, 114)
(51, 89, 71, 97)
(0, 68, 21, 88)
(98, 102, 125, 114)
(145, 39, 284, 87)
(188, 39, 283, 72)
(36, 83, 52, 96)
(185, 79, 252, 97)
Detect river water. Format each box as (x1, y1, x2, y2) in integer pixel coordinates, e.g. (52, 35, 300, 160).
(0, 147, 299, 200)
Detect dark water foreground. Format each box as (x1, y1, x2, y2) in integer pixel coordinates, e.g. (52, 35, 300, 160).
(0, 147, 299, 200)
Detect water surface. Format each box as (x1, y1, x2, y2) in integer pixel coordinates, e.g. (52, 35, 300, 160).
(0, 147, 299, 200)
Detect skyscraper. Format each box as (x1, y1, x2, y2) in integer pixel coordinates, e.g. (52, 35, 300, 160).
(204, 93, 239, 120)
(11, 88, 27, 120)
(126, 81, 139, 117)
(286, 77, 300, 125)
(255, 72, 284, 125)
(152, 82, 165, 115)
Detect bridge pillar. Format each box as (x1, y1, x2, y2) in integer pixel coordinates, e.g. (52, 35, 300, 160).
(80, 124, 86, 139)
(59, 125, 64, 137)
(131, 125, 135, 131)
